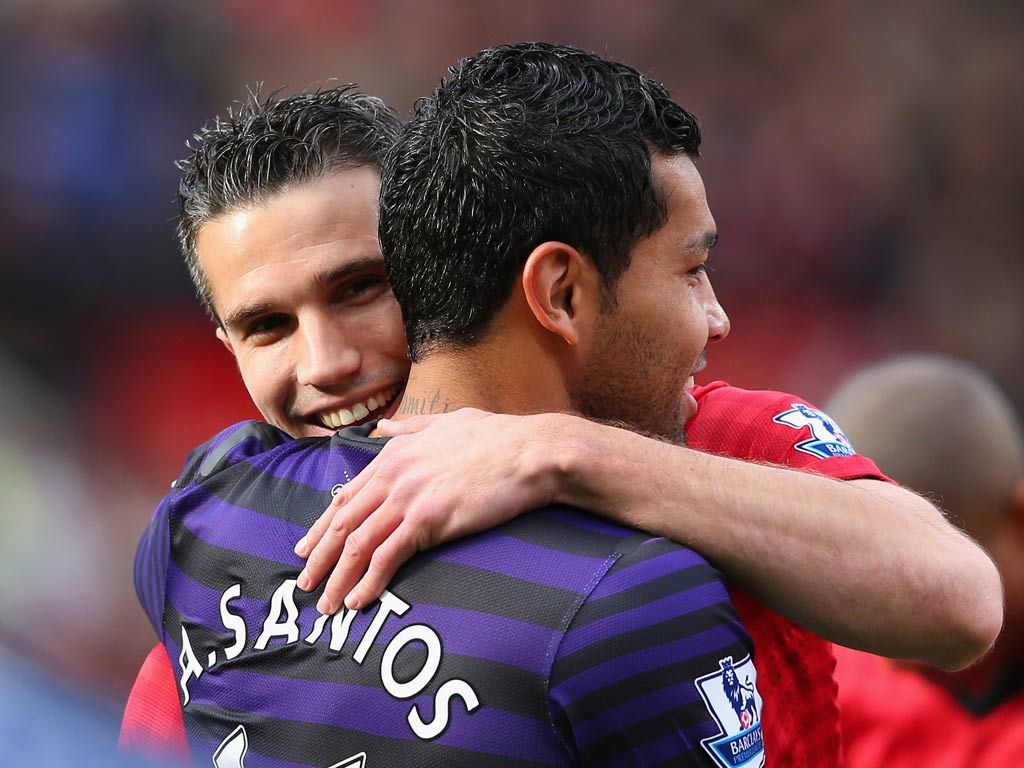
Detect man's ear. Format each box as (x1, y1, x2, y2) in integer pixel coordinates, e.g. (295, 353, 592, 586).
(215, 325, 236, 356)
(521, 241, 598, 347)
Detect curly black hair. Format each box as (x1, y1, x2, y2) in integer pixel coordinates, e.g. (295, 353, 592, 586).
(379, 42, 701, 360)
(176, 85, 401, 320)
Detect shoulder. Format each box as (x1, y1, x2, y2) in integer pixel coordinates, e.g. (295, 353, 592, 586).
(172, 420, 293, 490)
(548, 528, 759, 766)
(573, 533, 740, 644)
(688, 381, 889, 480)
(504, 507, 732, 614)
(133, 420, 294, 631)
(691, 380, 824, 422)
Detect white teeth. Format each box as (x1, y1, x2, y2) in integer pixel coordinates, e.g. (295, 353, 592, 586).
(685, 376, 695, 388)
(318, 383, 404, 429)
(372, 386, 394, 410)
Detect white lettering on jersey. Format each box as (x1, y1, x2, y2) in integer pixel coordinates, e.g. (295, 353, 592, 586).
(327, 753, 367, 768)
(214, 725, 368, 768)
(178, 624, 203, 706)
(353, 590, 409, 663)
(408, 679, 481, 740)
(213, 724, 248, 768)
(220, 584, 246, 661)
(184, 582, 479, 741)
(255, 579, 301, 649)
(381, 624, 443, 699)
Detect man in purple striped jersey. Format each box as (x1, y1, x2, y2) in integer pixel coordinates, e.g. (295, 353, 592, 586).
(133, 45, 767, 766)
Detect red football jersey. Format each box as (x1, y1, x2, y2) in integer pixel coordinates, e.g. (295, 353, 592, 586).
(119, 643, 187, 756)
(122, 381, 891, 764)
(687, 381, 890, 767)
(836, 645, 1024, 767)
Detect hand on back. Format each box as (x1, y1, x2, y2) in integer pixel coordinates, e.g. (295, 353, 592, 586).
(295, 408, 561, 613)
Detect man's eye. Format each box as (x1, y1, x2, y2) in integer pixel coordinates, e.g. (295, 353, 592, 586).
(337, 276, 386, 302)
(688, 263, 709, 277)
(245, 315, 289, 339)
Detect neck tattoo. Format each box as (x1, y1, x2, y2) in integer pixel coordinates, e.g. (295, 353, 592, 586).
(395, 389, 452, 417)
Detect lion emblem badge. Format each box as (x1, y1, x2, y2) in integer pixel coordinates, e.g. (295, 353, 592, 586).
(695, 655, 765, 768)
(773, 403, 856, 460)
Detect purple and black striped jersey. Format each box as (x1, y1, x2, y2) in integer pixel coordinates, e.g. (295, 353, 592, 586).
(135, 421, 765, 768)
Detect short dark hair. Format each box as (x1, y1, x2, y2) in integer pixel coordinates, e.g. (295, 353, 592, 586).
(177, 85, 402, 320)
(379, 42, 701, 360)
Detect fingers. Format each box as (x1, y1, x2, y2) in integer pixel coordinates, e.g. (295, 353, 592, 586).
(316, 501, 405, 614)
(296, 475, 384, 594)
(295, 443, 385, 558)
(294, 493, 341, 559)
(295, 410, 503, 614)
(344, 524, 424, 610)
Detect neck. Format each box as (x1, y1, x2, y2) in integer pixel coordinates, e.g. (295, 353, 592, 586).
(392, 342, 572, 420)
(391, 365, 484, 418)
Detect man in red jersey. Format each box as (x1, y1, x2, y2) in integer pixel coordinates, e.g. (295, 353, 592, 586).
(122, 72, 1000, 765)
(827, 355, 1024, 768)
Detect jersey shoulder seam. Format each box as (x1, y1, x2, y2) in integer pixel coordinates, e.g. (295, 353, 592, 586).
(542, 530, 651, 761)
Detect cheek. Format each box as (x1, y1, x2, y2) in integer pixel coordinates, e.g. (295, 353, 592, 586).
(638, 293, 704, 350)
(361, 301, 409, 359)
(236, 348, 292, 415)
(677, 299, 709, 350)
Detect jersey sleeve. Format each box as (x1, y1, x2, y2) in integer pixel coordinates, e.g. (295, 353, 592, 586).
(687, 381, 892, 481)
(549, 538, 764, 766)
(134, 493, 173, 637)
(119, 643, 189, 760)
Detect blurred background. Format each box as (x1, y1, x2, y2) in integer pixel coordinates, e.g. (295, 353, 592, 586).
(0, 0, 1021, 732)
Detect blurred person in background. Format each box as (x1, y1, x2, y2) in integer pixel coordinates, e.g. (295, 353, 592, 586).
(0, 354, 173, 765)
(826, 355, 1023, 767)
(120, 59, 1000, 765)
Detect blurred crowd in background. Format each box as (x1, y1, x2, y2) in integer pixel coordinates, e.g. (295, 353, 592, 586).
(0, 0, 1020, 727)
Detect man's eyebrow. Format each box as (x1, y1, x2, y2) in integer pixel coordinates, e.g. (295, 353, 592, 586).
(313, 255, 387, 290)
(685, 231, 719, 253)
(223, 302, 276, 331)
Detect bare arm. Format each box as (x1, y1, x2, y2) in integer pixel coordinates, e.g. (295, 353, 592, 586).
(552, 417, 1001, 669)
(297, 410, 1002, 669)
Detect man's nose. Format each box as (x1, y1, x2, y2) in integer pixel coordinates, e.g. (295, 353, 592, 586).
(295, 318, 361, 389)
(707, 295, 730, 344)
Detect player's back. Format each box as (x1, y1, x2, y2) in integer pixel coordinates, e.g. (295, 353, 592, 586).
(135, 422, 763, 768)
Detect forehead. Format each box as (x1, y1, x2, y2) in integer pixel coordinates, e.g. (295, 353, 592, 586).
(652, 153, 712, 231)
(196, 166, 382, 316)
(624, 153, 715, 268)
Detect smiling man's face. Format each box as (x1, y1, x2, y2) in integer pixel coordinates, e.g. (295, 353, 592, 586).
(198, 166, 410, 437)
(572, 154, 729, 441)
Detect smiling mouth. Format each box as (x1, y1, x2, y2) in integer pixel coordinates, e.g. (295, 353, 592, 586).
(316, 384, 402, 430)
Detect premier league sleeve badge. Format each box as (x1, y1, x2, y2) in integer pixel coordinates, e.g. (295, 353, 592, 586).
(695, 655, 766, 768)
